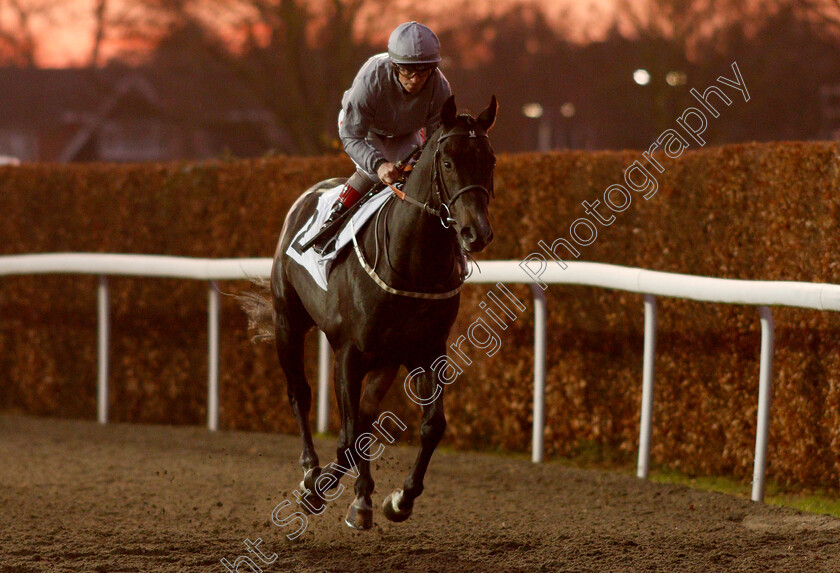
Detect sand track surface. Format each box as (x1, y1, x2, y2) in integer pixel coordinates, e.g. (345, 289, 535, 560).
(1, 414, 838, 572)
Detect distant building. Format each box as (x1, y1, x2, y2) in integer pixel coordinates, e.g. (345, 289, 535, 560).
(0, 67, 292, 162)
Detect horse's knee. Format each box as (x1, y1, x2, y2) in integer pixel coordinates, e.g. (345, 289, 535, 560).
(420, 412, 446, 445)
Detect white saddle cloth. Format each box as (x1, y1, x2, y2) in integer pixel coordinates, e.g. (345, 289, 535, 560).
(286, 184, 393, 291)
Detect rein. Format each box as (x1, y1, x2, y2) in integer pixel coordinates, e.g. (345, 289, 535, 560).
(388, 128, 492, 228)
(384, 167, 443, 219)
(350, 126, 491, 299)
(350, 217, 463, 300)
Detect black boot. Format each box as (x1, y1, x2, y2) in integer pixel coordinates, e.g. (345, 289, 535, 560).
(309, 172, 375, 254)
(321, 200, 348, 230)
(311, 200, 348, 254)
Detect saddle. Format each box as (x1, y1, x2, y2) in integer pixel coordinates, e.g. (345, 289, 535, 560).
(287, 185, 395, 290)
(299, 144, 423, 254)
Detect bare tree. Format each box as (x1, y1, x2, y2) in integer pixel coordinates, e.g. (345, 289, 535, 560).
(794, 0, 840, 33)
(89, 0, 107, 67)
(611, 0, 744, 135)
(87, 0, 233, 66)
(220, 0, 384, 153)
(0, 0, 55, 66)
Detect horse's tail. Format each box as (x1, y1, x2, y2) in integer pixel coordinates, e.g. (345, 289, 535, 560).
(236, 278, 276, 343)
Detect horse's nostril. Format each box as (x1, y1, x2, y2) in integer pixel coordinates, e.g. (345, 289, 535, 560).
(460, 226, 477, 244)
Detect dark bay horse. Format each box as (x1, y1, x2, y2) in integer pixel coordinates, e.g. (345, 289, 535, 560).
(243, 95, 497, 530)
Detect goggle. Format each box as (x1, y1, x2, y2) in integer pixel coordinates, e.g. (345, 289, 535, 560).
(392, 62, 437, 79)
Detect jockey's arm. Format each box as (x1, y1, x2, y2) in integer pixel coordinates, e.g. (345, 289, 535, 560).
(340, 114, 386, 178)
(339, 67, 387, 178)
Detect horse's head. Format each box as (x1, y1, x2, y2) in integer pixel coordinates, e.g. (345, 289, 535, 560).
(434, 95, 498, 253)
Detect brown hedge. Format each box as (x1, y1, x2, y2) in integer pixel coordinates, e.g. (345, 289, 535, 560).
(0, 142, 839, 491)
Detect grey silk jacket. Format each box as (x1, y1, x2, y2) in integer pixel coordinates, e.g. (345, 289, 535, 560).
(339, 53, 452, 177)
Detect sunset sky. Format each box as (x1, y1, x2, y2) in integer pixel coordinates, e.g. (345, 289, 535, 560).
(27, 0, 617, 67)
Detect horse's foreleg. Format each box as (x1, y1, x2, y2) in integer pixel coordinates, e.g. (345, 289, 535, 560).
(341, 365, 399, 529)
(383, 366, 446, 523)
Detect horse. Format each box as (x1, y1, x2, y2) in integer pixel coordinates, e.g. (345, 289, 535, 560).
(242, 94, 498, 530)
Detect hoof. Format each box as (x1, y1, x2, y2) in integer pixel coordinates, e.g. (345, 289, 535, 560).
(344, 500, 373, 530)
(303, 466, 322, 492)
(297, 467, 326, 515)
(298, 490, 326, 515)
(382, 489, 413, 523)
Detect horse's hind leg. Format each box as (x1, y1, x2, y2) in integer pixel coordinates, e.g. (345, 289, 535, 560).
(383, 365, 446, 523)
(273, 300, 323, 509)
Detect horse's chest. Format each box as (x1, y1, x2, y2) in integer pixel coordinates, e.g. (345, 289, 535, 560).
(352, 298, 459, 356)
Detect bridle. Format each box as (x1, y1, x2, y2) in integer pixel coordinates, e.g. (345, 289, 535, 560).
(431, 127, 494, 228)
(388, 127, 494, 228)
(350, 125, 494, 300)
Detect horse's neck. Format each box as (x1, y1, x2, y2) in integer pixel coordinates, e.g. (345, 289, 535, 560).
(377, 143, 458, 288)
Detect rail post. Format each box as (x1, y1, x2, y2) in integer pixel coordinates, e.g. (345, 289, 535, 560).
(752, 306, 774, 502)
(637, 294, 657, 479)
(530, 284, 547, 463)
(317, 330, 331, 434)
(207, 281, 220, 431)
(97, 275, 110, 424)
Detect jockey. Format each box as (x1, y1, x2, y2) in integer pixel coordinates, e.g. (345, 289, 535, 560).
(312, 21, 452, 253)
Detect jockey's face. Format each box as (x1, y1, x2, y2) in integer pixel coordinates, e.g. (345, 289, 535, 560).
(393, 63, 435, 94)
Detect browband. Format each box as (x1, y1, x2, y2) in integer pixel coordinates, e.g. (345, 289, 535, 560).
(437, 129, 489, 142)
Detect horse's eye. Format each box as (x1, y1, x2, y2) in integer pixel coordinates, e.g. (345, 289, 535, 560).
(443, 161, 452, 169)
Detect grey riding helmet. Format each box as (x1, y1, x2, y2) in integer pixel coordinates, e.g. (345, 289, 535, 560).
(387, 21, 441, 65)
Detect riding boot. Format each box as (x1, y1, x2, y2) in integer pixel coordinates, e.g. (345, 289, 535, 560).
(321, 187, 357, 230)
(311, 173, 374, 254)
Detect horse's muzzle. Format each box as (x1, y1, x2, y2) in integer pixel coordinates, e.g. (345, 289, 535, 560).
(459, 223, 493, 252)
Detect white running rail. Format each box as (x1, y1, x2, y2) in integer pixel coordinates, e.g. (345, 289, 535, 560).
(2, 253, 840, 502)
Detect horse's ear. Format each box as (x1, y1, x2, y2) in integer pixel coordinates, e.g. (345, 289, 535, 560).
(477, 95, 498, 132)
(441, 95, 457, 129)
